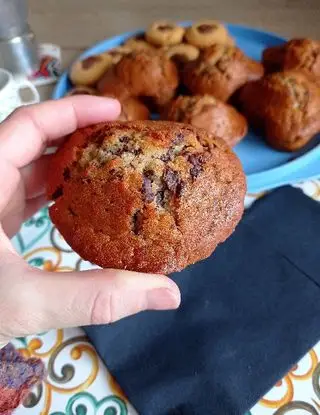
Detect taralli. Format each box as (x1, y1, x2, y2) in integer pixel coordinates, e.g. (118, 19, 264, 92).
(66, 86, 97, 96)
(146, 21, 185, 46)
(185, 20, 229, 48)
(124, 37, 155, 51)
(104, 46, 132, 65)
(69, 54, 113, 86)
(165, 44, 200, 65)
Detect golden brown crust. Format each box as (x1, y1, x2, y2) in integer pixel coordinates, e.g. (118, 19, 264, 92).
(239, 70, 320, 151)
(164, 95, 248, 147)
(69, 54, 113, 86)
(146, 21, 185, 47)
(185, 20, 229, 48)
(164, 43, 200, 66)
(263, 39, 320, 78)
(124, 37, 156, 51)
(97, 50, 179, 108)
(47, 121, 246, 274)
(183, 44, 264, 101)
(97, 65, 132, 101)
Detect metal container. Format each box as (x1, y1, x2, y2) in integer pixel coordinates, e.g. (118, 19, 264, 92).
(0, 28, 39, 76)
(0, 0, 29, 39)
(0, 0, 39, 76)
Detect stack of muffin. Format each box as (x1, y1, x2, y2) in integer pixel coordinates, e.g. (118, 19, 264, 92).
(68, 20, 320, 152)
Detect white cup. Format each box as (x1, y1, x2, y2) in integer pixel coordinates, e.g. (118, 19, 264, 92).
(0, 67, 39, 122)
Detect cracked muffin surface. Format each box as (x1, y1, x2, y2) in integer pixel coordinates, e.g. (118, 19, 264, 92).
(164, 95, 248, 147)
(98, 50, 179, 108)
(239, 70, 320, 151)
(47, 121, 246, 274)
(263, 39, 320, 77)
(183, 44, 264, 101)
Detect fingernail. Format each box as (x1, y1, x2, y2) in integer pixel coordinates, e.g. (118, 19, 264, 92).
(147, 287, 181, 310)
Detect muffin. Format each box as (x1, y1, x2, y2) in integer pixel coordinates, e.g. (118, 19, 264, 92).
(47, 121, 246, 274)
(183, 44, 264, 101)
(97, 65, 132, 101)
(185, 20, 230, 48)
(164, 95, 248, 146)
(97, 50, 179, 108)
(118, 97, 150, 121)
(263, 39, 320, 78)
(69, 54, 112, 86)
(239, 70, 320, 151)
(115, 50, 179, 107)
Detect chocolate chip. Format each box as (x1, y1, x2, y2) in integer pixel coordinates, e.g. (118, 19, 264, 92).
(198, 24, 216, 34)
(163, 168, 183, 196)
(63, 167, 71, 181)
(132, 210, 143, 235)
(155, 190, 166, 207)
(158, 24, 173, 32)
(144, 169, 154, 179)
(173, 132, 185, 145)
(109, 168, 124, 180)
(81, 56, 101, 69)
(188, 153, 205, 179)
(133, 148, 143, 156)
(142, 175, 154, 203)
(51, 185, 63, 200)
(160, 148, 174, 162)
(119, 135, 130, 143)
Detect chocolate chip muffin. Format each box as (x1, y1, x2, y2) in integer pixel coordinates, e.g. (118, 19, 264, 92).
(47, 121, 246, 274)
(97, 65, 132, 102)
(103, 50, 179, 108)
(263, 39, 320, 78)
(239, 70, 320, 151)
(183, 44, 264, 101)
(164, 95, 248, 147)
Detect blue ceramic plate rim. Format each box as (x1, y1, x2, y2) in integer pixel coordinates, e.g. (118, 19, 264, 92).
(52, 23, 320, 194)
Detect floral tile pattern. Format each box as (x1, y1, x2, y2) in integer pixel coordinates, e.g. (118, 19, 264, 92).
(10, 180, 320, 414)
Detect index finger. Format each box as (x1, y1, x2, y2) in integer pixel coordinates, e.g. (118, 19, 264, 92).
(0, 96, 121, 168)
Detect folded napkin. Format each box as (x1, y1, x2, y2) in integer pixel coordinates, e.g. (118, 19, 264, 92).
(85, 186, 320, 415)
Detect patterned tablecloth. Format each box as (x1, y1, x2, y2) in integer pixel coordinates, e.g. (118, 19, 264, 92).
(10, 180, 320, 415)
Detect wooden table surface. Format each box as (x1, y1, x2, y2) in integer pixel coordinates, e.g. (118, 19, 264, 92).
(28, 0, 320, 98)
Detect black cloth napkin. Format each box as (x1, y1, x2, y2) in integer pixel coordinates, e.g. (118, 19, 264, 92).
(84, 186, 320, 415)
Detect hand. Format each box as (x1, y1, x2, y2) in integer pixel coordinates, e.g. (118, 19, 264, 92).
(0, 96, 181, 346)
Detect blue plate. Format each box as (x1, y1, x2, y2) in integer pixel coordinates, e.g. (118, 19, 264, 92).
(53, 23, 320, 193)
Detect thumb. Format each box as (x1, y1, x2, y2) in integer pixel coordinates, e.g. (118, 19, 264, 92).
(32, 267, 181, 330)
